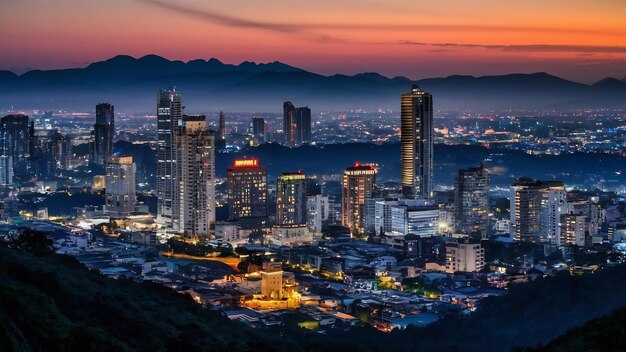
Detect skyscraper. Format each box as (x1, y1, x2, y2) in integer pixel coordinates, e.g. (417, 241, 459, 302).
(342, 162, 377, 235)
(251, 117, 266, 144)
(283, 102, 311, 147)
(227, 158, 268, 220)
(172, 115, 215, 237)
(400, 85, 433, 200)
(156, 88, 183, 227)
(0, 114, 30, 175)
(307, 194, 330, 234)
(0, 156, 13, 186)
(93, 103, 114, 165)
(276, 172, 307, 226)
(455, 164, 490, 238)
(105, 156, 136, 216)
(218, 111, 226, 141)
(510, 178, 566, 243)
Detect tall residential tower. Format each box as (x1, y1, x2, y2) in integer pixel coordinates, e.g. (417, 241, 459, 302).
(400, 85, 433, 201)
(156, 88, 183, 227)
(93, 103, 114, 165)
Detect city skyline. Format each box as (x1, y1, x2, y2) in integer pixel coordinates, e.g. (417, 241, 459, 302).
(1, 1, 625, 83)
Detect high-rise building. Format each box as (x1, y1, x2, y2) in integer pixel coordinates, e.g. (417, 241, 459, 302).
(105, 156, 136, 216)
(93, 103, 114, 165)
(510, 178, 566, 243)
(172, 115, 215, 237)
(227, 158, 268, 220)
(455, 164, 490, 238)
(445, 241, 485, 273)
(342, 162, 377, 235)
(251, 117, 266, 144)
(559, 213, 587, 247)
(53, 133, 73, 170)
(400, 85, 433, 200)
(390, 201, 440, 237)
(156, 88, 183, 227)
(0, 114, 30, 175)
(218, 111, 226, 141)
(283, 102, 311, 147)
(0, 156, 13, 186)
(306, 194, 330, 234)
(276, 172, 307, 226)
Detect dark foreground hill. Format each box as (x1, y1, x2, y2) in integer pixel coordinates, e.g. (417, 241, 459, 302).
(2, 237, 626, 352)
(532, 306, 626, 352)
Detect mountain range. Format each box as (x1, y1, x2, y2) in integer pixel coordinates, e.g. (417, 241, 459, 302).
(1, 55, 625, 112)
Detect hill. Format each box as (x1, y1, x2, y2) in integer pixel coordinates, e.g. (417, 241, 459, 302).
(2, 232, 626, 351)
(0, 243, 294, 352)
(1, 55, 625, 111)
(532, 307, 626, 352)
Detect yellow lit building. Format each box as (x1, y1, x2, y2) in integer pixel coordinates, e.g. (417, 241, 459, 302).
(342, 162, 377, 235)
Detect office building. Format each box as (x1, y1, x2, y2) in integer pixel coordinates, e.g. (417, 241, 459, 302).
(390, 200, 439, 237)
(455, 164, 490, 238)
(251, 117, 266, 145)
(156, 88, 183, 227)
(510, 178, 566, 243)
(0, 114, 30, 175)
(227, 158, 268, 220)
(276, 172, 307, 226)
(283, 101, 312, 146)
(0, 156, 13, 186)
(306, 194, 330, 234)
(342, 162, 377, 235)
(172, 115, 216, 237)
(105, 156, 136, 216)
(218, 111, 226, 141)
(400, 85, 433, 200)
(445, 241, 485, 273)
(93, 103, 114, 165)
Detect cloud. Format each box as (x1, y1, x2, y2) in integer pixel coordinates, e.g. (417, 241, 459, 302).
(139, 0, 622, 38)
(399, 41, 626, 54)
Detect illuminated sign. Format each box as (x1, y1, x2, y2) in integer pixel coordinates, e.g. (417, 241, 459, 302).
(234, 159, 259, 168)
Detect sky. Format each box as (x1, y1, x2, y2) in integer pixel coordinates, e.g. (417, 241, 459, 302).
(1, 0, 625, 83)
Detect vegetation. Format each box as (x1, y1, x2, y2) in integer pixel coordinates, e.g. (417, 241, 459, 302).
(160, 238, 235, 258)
(531, 306, 626, 352)
(1, 230, 626, 351)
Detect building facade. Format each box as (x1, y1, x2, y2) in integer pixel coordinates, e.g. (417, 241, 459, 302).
(0, 114, 30, 175)
(306, 194, 330, 234)
(400, 85, 433, 200)
(156, 88, 183, 227)
(93, 103, 114, 165)
(510, 178, 566, 243)
(445, 241, 485, 273)
(455, 164, 490, 238)
(227, 158, 268, 220)
(283, 101, 312, 147)
(276, 172, 307, 226)
(173, 115, 216, 237)
(342, 162, 377, 235)
(105, 156, 136, 216)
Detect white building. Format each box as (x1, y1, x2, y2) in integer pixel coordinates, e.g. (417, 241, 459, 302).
(390, 201, 439, 237)
(173, 115, 215, 237)
(306, 195, 330, 234)
(105, 156, 136, 216)
(445, 241, 484, 273)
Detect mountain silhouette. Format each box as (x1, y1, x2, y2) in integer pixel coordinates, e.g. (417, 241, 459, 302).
(0, 55, 624, 111)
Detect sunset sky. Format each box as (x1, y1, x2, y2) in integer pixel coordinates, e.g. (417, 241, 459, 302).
(1, 0, 625, 82)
